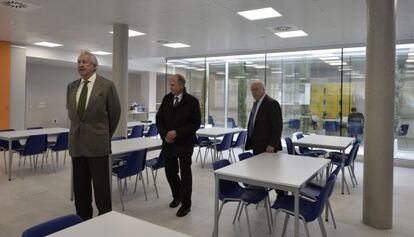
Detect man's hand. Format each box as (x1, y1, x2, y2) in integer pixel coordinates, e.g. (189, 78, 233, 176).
(165, 130, 177, 143)
(265, 145, 275, 153)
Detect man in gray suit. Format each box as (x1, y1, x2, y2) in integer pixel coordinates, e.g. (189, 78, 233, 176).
(66, 51, 121, 220)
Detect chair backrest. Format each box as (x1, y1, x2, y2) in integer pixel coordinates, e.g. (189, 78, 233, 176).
(208, 115, 215, 126)
(153, 150, 166, 169)
(52, 132, 69, 151)
(146, 124, 159, 137)
(217, 133, 234, 151)
(111, 136, 126, 141)
(324, 121, 339, 132)
(238, 152, 253, 161)
(227, 118, 237, 128)
(21, 214, 83, 237)
(346, 139, 361, 165)
(232, 131, 247, 148)
(295, 133, 309, 154)
(116, 149, 147, 179)
(399, 124, 409, 136)
(23, 134, 47, 156)
(213, 159, 242, 200)
(288, 119, 300, 129)
(284, 137, 296, 155)
(128, 125, 144, 138)
(347, 122, 363, 135)
(303, 174, 337, 222)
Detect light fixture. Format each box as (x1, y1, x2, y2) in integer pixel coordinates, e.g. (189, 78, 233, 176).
(163, 43, 191, 48)
(275, 30, 308, 38)
(90, 51, 112, 55)
(109, 29, 146, 37)
(237, 7, 282, 21)
(33, 41, 63, 47)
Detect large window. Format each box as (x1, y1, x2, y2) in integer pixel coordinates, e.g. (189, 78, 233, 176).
(166, 43, 414, 160)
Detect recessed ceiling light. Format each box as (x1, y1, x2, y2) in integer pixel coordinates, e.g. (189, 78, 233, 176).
(33, 41, 62, 47)
(275, 30, 308, 38)
(90, 51, 112, 55)
(163, 43, 191, 48)
(109, 29, 146, 37)
(237, 7, 282, 21)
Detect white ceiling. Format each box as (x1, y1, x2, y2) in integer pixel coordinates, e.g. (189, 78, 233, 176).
(1, 0, 414, 60)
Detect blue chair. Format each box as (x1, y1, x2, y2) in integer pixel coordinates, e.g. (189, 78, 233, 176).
(47, 132, 68, 167)
(21, 214, 83, 237)
(295, 133, 327, 157)
(0, 128, 21, 174)
(231, 131, 247, 158)
(328, 139, 361, 194)
(238, 151, 253, 161)
(203, 133, 234, 167)
(128, 125, 144, 138)
(398, 124, 409, 147)
(300, 165, 341, 229)
(324, 121, 339, 135)
(145, 150, 165, 198)
(194, 136, 213, 165)
(145, 124, 159, 138)
(347, 122, 363, 137)
(288, 119, 300, 132)
(227, 117, 237, 128)
(208, 115, 215, 126)
(284, 137, 298, 155)
(17, 134, 47, 177)
(112, 149, 148, 211)
(213, 159, 272, 236)
(271, 174, 338, 237)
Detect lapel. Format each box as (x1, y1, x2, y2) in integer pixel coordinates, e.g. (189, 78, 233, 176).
(253, 95, 267, 128)
(70, 80, 81, 120)
(82, 75, 104, 120)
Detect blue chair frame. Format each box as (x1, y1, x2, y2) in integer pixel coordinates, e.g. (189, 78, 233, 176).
(145, 150, 165, 198)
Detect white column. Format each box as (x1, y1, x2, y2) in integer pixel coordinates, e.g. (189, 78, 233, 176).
(363, 0, 395, 229)
(10, 45, 26, 129)
(112, 23, 129, 137)
(140, 71, 157, 122)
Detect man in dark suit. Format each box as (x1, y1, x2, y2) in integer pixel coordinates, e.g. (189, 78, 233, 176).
(245, 80, 283, 155)
(156, 74, 201, 217)
(66, 51, 121, 220)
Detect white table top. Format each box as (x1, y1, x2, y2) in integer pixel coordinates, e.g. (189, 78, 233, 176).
(196, 127, 245, 137)
(215, 152, 330, 190)
(111, 137, 162, 156)
(0, 127, 69, 140)
(48, 211, 191, 237)
(127, 121, 153, 128)
(292, 134, 354, 150)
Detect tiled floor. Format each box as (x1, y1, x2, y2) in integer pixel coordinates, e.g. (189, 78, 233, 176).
(0, 149, 413, 237)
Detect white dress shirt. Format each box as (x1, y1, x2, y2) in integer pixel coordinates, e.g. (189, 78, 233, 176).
(173, 92, 183, 106)
(76, 73, 96, 108)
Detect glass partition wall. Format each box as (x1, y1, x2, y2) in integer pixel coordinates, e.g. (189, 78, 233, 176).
(166, 43, 414, 160)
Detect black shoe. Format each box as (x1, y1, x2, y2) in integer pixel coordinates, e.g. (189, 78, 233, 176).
(176, 205, 191, 217)
(169, 198, 181, 208)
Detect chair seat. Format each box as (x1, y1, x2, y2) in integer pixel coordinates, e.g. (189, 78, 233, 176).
(300, 182, 323, 199)
(271, 195, 316, 222)
(145, 158, 164, 169)
(241, 188, 268, 204)
(220, 186, 244, 201)
(302, 150, 326, 157)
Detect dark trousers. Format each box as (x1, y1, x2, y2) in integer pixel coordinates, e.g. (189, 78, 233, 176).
(72, 156, 111, 220)
(164, 155, 192, 207)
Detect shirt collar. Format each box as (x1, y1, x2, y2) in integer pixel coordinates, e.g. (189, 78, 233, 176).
(174, 92, 183, 100)
(257, 93, 266, 104)
(81, 73, 96, 84)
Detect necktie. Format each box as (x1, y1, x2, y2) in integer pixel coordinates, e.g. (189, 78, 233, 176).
(173, 96, 179, 107)
(77, 80, 90, 118)
(248, 100, 258, 137)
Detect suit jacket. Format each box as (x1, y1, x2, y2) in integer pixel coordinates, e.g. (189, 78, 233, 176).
(66, 74, 121, 157)
(156, 90, 201, 157)
(245, 94, 283, 154)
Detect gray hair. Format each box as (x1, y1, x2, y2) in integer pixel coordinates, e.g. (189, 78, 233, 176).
(173, 74, 186, 86)
(80, 50, 99, 67)
(251, 79, 265, 90)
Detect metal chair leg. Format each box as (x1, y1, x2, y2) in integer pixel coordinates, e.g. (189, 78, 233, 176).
(140, 173, 148, 201)
(318, 216, 327, 237)
(281, 214, 289, 237)
(151, 169, 159, 198)
(233, 202, 242, 224)
(244, 202, 252, 237)
(327, 200, 337, 229)
(117, 178, 125, 211)
(303, 221, 311, 237)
